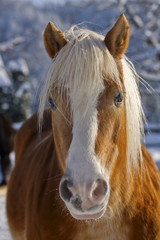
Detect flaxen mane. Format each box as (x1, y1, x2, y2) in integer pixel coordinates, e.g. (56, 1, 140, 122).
(39, 26, 145, 172)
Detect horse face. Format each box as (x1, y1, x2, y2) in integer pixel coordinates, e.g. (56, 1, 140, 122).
(43, 14, 129, 220)
(52, 83, 126, 220)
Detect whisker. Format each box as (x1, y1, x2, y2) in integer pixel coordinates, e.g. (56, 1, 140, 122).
(45, 187, 59, 196)
(42, 174, 62, 182)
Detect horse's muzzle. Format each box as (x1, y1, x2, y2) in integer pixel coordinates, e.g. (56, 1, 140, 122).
(59, 177, 110, 220)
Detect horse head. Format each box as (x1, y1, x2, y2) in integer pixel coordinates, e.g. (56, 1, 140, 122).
(41, 14, 144, 220)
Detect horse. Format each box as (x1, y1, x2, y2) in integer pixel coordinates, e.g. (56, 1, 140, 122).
(0, 113, 16, 185)
(7, 14, 160, 240)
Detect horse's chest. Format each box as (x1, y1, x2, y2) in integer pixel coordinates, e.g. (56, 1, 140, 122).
(73, 219, 131, 240)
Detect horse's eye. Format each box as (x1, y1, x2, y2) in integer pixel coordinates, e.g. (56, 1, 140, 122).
(48, 97, 56, 111)
(114, 92, 123, 107)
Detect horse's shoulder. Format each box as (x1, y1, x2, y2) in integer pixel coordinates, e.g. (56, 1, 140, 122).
(142, 145, 159, 174)
(15, 108, 52, 163)
(142, 144, 160, 196)
(142, 145, 153, 162)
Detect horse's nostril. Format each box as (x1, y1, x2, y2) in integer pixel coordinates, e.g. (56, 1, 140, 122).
(103, 179, 108, 195)
(60, 179, 72, 202)
(71, 194, 82, 211)
(92, 179, 108, 200)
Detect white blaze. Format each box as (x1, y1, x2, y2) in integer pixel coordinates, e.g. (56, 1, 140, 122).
(66, 101, 104, 183)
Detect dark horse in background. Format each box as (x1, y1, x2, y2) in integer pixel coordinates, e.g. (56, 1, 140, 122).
(0, 113, 16, 185)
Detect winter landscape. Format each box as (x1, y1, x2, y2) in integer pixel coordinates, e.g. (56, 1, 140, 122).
(0, 0, 160, 239)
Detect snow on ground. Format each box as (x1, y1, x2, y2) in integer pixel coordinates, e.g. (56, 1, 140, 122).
(0, 195, 12, 240)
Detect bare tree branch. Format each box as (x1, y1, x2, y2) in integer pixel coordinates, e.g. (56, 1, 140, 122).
(0, 37, 25, 53)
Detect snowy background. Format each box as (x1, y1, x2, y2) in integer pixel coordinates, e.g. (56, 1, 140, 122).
(0, 0, 160, 239)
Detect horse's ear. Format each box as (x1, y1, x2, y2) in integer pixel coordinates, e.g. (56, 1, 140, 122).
(43, 22, 67, 58)
(104, 14, 129, 59)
